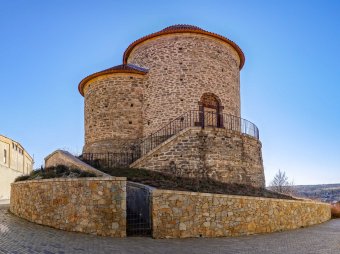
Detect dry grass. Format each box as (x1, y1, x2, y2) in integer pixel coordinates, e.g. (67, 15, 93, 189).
(102, 167, 295, 200)
(14, 165, 97, 182)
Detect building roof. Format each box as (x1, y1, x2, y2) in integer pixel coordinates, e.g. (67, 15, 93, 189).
(78, 64, 148, 96)
(162, 24, 204, 31)
(0, 134, 33, 161)
(123, 24, 245, 70)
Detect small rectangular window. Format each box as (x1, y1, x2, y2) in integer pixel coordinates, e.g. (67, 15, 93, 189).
(3, 149, 7, 164)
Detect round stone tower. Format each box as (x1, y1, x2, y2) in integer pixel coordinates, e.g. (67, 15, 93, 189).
(79, 64, 147, 153)
(78, 24, 265, 187)
(124, 24, 245, 136)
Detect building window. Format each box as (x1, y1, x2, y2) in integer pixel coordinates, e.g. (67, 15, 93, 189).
(3, 149, 7, 164)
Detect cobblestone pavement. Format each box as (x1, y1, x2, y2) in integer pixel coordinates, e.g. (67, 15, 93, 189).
(1, 205, 339, 254)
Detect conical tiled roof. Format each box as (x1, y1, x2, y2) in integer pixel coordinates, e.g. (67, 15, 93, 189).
(78, 64, 148, 96)
(79, 25, 245, 96)
(123, 24, 245, 70)
(102, 64, 148, 73)
(161, 24, 204, 31)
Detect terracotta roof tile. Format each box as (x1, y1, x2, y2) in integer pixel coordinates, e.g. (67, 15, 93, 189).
(102, 64, 148, 73)
(161, 24, 204, 31)
(78, 64, 148, 96)
(123, 24, 245, 70)
(79, 25, 245, 96)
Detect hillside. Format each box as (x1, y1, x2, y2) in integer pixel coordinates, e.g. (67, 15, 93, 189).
(293, 183, 340, 203)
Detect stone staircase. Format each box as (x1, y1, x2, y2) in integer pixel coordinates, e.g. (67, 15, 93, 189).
(81, 110, 259, 169)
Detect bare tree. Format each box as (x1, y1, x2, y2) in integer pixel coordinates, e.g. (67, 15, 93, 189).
(269, 170, 295, 195)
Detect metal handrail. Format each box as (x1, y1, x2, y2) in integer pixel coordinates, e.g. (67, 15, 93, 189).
(136, 110, 259, 155)
(82, 110, 259, 168)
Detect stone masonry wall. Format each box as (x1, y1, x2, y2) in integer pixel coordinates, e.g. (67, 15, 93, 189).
(10, 178, 126, 237)
(44, 150, 109, 177)
(131, 127, 265, 188)
(127, 33, 241, 136)
(151, 189, 331, 239)
(83, 73, 144, 153)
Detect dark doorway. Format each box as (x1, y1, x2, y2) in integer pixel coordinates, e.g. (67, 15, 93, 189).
(200, 93, 223, 128)
(126, 182, 152, 236)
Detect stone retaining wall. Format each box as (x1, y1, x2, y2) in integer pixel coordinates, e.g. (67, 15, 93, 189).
(132, 127, 265, 188)
(10, 177, 126, 237)
(151, 189, 331, 238)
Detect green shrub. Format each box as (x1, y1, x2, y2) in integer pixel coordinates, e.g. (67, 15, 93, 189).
(78, 170, 96, 177)
(14, 165, 98, 182)
(42, 170, 57, 179)
(55, 165, 69, 175)
(14, 175, 30, 182)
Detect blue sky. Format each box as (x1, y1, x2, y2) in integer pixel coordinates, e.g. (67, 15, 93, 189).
(1, 0, 339, 185)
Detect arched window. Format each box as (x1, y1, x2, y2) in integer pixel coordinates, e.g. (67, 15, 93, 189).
(201, 93, 220, 110)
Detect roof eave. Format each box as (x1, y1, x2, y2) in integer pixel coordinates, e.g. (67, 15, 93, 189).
(78, 69, 148, 96)
(123, 29, 245, 70)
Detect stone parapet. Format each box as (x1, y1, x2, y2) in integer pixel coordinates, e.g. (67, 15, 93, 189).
(10, 177, 126, 237)
(151, 189, 331, 238)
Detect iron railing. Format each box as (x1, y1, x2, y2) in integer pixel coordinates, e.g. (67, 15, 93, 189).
(82, 110, 259, 168)
(81, 152, 137, 169)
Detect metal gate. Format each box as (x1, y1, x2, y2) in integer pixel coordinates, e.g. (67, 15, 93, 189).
(126, 182, 152, 236)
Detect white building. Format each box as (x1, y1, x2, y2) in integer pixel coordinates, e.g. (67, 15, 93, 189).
(0, 134, 33, 200)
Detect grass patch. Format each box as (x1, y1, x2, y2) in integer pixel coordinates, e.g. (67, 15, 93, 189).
(15, 165, 97, 182)
(101, 167, 295, 200)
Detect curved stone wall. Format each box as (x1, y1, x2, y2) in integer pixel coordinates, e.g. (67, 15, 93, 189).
(10, 177, 330, 239)
(83, 73, 144, 153)
(10, 178, 126, 237)
(127, 33, 241, 135)
(152, 189, 331, 238)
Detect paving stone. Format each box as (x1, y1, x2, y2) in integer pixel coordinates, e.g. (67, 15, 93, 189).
(1, 205, 339, 254)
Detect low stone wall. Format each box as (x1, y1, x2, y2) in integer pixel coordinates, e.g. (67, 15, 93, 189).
(10, 177, 126, 237)
(151, 189, 331, 238)
(44, 150, 109, 177)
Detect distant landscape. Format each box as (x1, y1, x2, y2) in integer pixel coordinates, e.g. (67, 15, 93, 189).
(293, 183, 340, 203)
